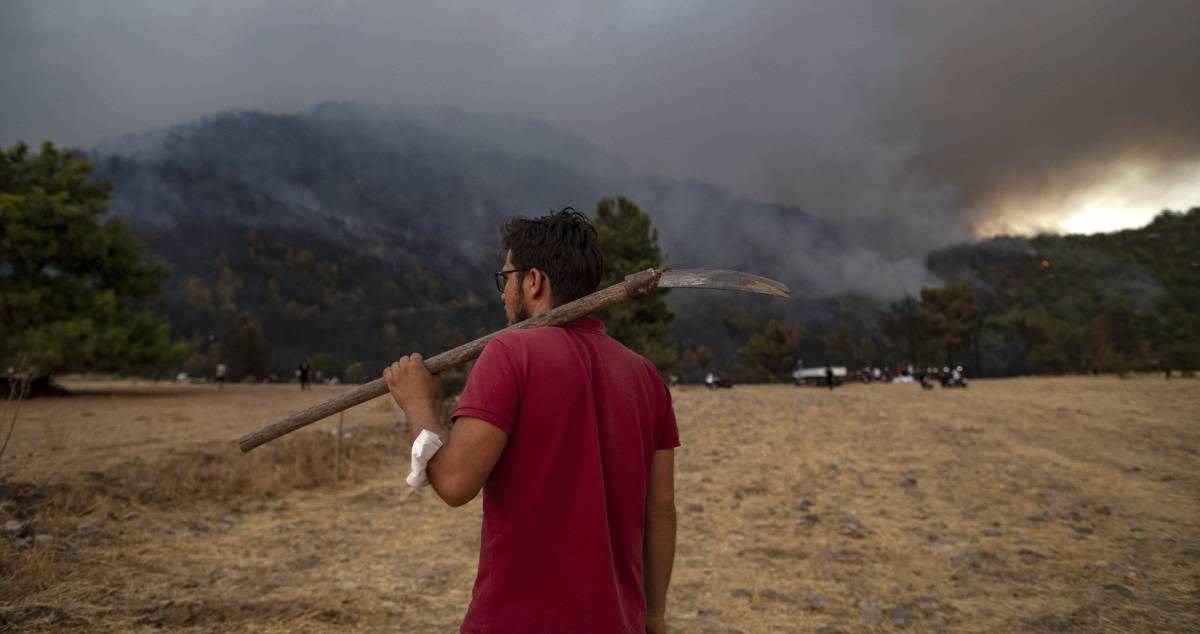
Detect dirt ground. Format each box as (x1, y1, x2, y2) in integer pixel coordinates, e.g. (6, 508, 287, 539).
(1, 376, 1197, 632)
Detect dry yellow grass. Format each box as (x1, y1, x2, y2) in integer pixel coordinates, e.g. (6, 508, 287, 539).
(1, 376, 1197, 632)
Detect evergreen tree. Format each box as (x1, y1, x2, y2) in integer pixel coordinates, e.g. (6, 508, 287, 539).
(0, 142, 185, 380)
(1160, 305, 1199, 375)
(920, 283, 977, 367)
(822, 321, 858, 366)
(878, 297, 924, 366)
(679, 344, 714, 381)
(736, 319, 804, 383)
(593, 197, 678, 375)
(344, 361, 369, 384)
(307, 352, 340, 381)
(226, 314, 269, 381)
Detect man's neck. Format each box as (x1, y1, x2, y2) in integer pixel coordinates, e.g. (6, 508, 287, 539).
(526, 299, 554, 318)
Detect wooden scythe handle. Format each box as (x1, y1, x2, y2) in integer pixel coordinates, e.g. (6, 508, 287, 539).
(237, 268, 661, 452)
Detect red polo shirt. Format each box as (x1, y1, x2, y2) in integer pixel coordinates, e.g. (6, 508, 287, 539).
(452, 317, 679, 633)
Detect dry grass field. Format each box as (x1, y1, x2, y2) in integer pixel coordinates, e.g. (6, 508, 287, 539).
(1, 376, 1197, 632)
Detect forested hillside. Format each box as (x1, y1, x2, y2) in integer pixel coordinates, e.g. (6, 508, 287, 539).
(89, 103, 846, 380)
(872, 208, 1200, 377)
(82, 103, 1196, 382)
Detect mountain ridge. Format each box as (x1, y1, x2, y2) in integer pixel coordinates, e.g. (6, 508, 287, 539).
(88, 103, 851, 376)
(81, 102, 1193, 379)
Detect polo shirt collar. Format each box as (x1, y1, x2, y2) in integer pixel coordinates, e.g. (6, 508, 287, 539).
(565, 316, 606, 334)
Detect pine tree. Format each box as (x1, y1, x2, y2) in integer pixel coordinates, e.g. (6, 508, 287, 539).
(736, 319, 804, 383)
(227, 314, 270, 381)
(593, 197, 678, 375)
(920, 283, 976, 367)
(879, 297, 924, 366)
(0, 142, 185, 382)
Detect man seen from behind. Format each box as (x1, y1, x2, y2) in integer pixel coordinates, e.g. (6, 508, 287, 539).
(383, 208, 679, 633)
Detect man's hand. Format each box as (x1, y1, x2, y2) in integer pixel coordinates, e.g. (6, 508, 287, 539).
(383, 353, 508, 508)
(645, 614, 667, 634)
(383, 353, 442, 415)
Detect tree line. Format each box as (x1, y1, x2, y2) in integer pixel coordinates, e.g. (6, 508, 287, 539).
(3, 142, 1196, 389)
(713, 209, 1200, 382)
(0, 144, 682, 388)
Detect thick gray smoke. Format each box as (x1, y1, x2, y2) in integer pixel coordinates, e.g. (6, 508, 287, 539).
(2, 1, 1198, 283)
(891, 3, 1200, 232)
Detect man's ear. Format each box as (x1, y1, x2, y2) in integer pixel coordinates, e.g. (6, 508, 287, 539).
(526, 268, 549, 299)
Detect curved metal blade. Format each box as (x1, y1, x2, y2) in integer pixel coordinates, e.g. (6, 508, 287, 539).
(658, 268, 790, 297)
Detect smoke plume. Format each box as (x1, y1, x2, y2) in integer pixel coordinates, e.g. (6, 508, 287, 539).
(2, 0, 1198, 275)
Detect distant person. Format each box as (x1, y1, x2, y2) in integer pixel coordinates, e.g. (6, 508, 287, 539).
(943, 365, 968, 388)
(215, 361, 226, 390)
(825, 365, 835, 391)
(705, 372, 716, 390)
(297, 361, 311, 391)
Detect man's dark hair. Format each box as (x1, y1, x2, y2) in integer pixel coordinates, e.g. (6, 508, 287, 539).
(502, 207, 604, 306)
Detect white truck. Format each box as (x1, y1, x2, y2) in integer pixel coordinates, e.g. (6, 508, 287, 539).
(793, 365, 847, 387)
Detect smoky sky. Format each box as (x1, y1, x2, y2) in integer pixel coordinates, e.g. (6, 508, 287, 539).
(2, 0, 1198, 242)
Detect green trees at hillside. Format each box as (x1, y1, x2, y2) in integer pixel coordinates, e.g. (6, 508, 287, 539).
(892, 208, 1200, 377)
(920, 283, 976, 366)
(594, 197, 678, 375)
(0, 142, 185, 383)
(679, 344, 714, 379)
(1092, 209, 1200, 375)
(736, 320, 804, 382)
(228, 315, 270, 381)
(878, 297, 924, 366)
(820, 320, 879, 370)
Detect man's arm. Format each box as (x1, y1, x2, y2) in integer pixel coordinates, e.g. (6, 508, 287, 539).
(384, 354, 508, 507)
(420, 414, 507, 506)
(644, 448, 676, 632)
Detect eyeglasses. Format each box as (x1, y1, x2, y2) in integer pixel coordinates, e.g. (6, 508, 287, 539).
(494, 268, 531, 293)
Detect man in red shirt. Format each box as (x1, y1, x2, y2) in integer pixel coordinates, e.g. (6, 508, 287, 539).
(384, 209, 679, 633)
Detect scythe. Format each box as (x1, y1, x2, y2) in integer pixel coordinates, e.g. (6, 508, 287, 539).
(238, 267, 788, 453)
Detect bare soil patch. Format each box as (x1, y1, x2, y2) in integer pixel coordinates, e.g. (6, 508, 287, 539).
(2, 376, 1198, 632)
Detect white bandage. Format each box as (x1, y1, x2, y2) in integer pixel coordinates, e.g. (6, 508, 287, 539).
(406, 429, 444, 488)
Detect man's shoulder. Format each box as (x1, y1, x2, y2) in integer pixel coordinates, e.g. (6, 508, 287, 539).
(484, 327, 565, 363)
(490, 326, 555, 349)
(491, 326, 641, 360)
(490, 325, 662, 374)
(598, 337, 669, 386)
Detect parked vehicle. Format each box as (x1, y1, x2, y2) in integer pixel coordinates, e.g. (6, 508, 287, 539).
(793, 365, 847, 387)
